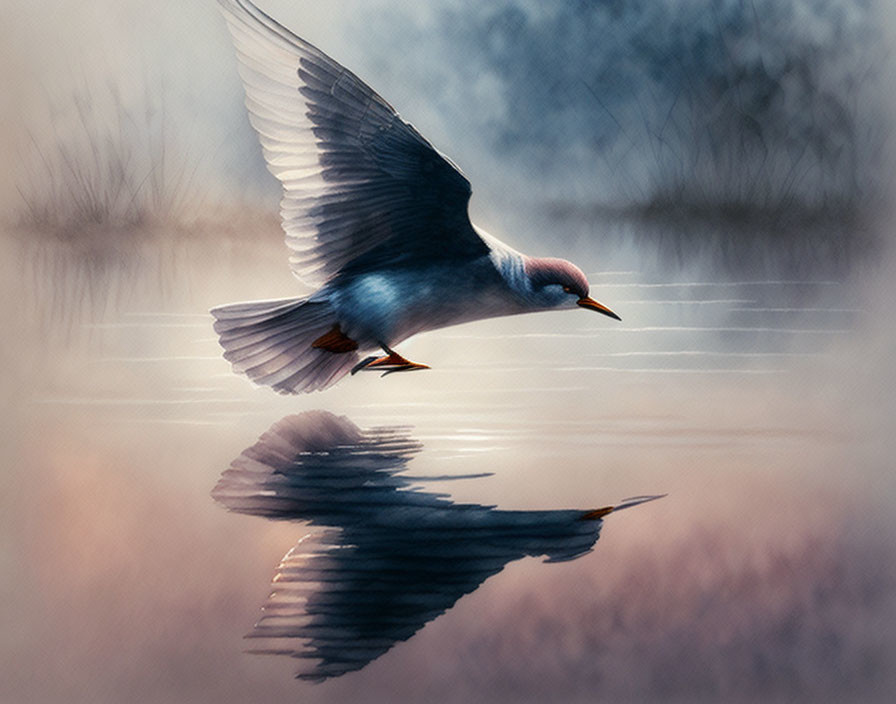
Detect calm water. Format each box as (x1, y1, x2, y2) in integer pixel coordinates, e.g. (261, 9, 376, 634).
(3, 227, 894, 703)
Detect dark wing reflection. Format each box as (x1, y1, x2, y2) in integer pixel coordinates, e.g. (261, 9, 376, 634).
(212, 411, 661, 682)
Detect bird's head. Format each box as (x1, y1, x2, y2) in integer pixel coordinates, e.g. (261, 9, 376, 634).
(523, 257, 620, 320)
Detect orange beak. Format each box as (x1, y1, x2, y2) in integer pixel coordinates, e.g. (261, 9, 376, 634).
(577, 297, 621, 321)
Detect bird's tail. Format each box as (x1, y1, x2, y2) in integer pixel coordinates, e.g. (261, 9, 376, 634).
(210, 297, 360, 394)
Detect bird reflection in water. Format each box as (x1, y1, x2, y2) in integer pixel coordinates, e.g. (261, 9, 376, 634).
(212, 411, 662, 682)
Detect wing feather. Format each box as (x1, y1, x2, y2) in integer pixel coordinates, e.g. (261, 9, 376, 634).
(219, 0, 488, 287)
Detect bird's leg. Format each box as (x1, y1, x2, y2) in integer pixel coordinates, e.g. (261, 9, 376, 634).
(351, 344, 430, 375)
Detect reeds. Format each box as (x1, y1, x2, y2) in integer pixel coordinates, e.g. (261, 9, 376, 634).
(15, 81, 206, 239)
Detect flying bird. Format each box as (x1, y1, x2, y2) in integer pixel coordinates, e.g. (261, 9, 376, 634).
(212, 0, 621, 394)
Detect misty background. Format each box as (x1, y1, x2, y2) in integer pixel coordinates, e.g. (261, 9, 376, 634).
(2, 0, 896, 702)
(3, 0, 890, 264)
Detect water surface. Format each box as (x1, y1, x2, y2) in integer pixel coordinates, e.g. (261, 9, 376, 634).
(2, 226, 893, 703)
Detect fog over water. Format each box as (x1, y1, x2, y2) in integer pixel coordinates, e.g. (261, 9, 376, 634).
(2, 1, 895, 702)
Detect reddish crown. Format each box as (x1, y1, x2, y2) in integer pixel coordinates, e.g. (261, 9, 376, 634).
(523, 257, 590, 298)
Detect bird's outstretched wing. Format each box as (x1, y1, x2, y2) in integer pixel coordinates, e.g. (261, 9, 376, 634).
(219, 0, 489, 287)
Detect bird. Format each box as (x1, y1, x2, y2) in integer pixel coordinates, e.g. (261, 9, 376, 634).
(212, 0, 621, 394)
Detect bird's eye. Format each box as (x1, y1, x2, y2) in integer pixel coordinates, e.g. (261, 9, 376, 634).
(562, 286, 573, 294)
